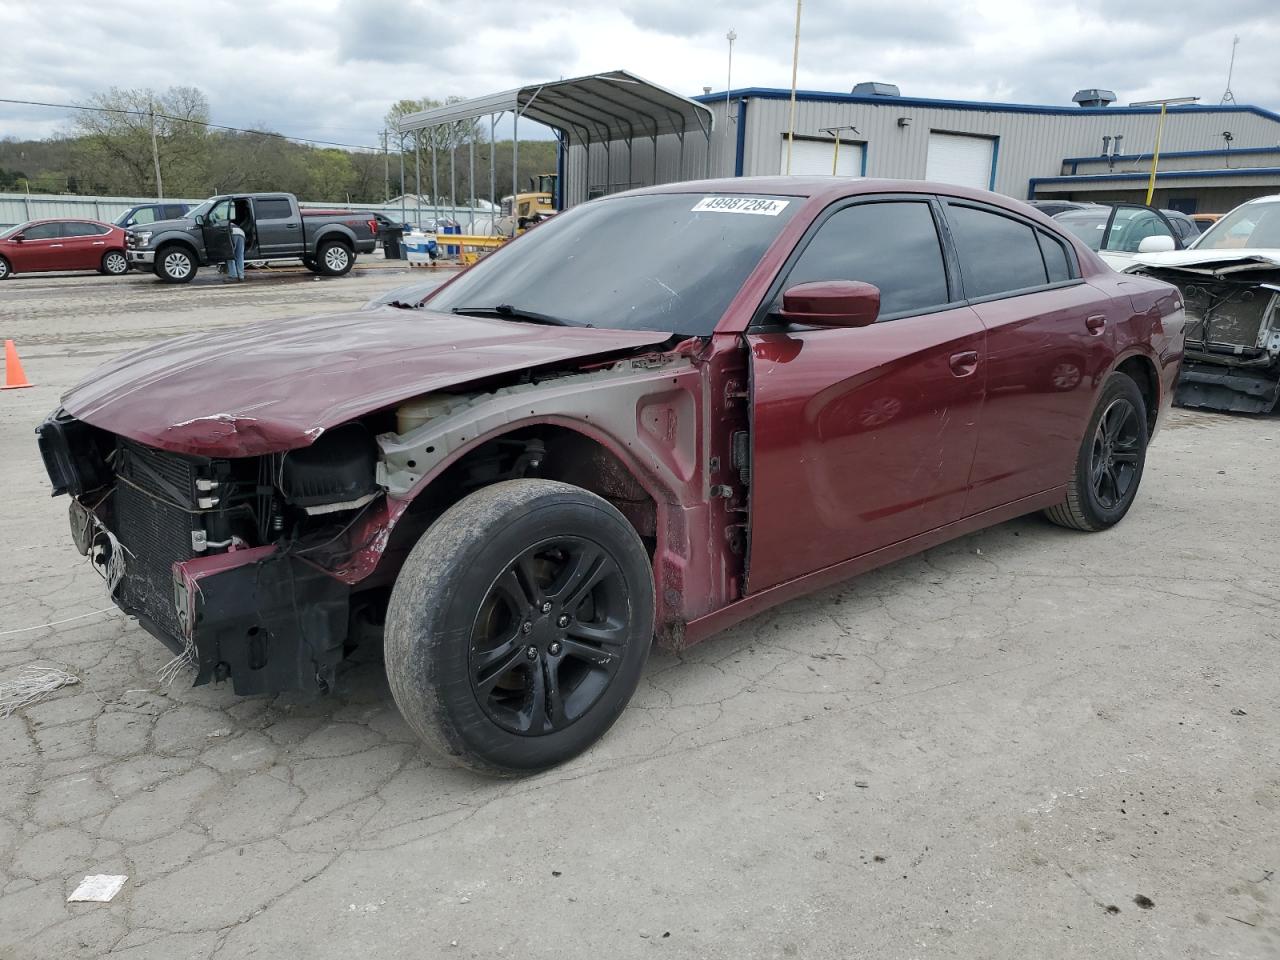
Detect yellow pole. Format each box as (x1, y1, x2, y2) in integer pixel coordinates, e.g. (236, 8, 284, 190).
(831, 137, 840, 175)
(1144, 102, 1167, 206)
(785, 0, 802, 174)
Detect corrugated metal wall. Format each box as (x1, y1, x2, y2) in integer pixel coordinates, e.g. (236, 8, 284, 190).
(565, 94, 1280, 204)
(740, 97, 1280, 197)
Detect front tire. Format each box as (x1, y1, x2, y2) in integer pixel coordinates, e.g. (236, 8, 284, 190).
(0, 256, 10, 280)
(385, 480, 654, 776)
(315, 240, 353, 277)
(155, 245, 197, 283)
(1044, 372, 1149, 531)
(101, 250, 129, 276)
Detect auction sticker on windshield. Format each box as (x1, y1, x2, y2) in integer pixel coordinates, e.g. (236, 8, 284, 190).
(692, 197, 791, 216)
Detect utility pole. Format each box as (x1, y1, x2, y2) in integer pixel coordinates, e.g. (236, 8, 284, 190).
(785, 0, 802, 174)
(381, 130, 390, 202)
(149, 99, 164, 199)
(726, 29, 737, 122)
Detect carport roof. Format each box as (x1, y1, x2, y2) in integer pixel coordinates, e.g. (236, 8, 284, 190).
(396, 70, 714, 145)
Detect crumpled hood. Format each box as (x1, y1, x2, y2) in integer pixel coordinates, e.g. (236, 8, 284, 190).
(1132, 248, 1280, 276)
(61, 309, 672, 457)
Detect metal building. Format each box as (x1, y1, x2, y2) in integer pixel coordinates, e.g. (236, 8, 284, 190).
(569, 84, 1280, 214)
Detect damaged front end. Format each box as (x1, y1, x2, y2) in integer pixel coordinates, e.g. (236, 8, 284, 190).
(36, 413, 380, 694)
(1136, 265, 1280, 414)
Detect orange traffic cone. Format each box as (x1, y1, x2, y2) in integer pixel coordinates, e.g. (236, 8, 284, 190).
(2, 339, 33, 390)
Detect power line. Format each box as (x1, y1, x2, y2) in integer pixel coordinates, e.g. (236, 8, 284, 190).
(0, 97, 382, 152)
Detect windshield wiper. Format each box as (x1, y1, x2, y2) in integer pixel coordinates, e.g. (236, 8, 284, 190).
(451, 304, 582, 327)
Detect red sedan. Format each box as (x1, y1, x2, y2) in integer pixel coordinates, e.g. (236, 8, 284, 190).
(0, 218, 130, 280)
(38, 177, 1183, 774)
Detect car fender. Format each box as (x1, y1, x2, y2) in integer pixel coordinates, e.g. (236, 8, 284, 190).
(150, 230, 201, 256)
(311, 224, 358, 249)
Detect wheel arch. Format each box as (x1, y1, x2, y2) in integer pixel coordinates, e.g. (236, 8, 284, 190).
(313, 226, 356, 249)
(1112, 350, 1161, 434)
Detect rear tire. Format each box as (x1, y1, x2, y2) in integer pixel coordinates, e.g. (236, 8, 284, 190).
(385, 480, 654, 776)
(155, 245, 197, 283)
(100, 250, 129, 276)
(0, 256, 10, 280)
(315, 240, 353, 277)
(1044, 372, 1149, 531)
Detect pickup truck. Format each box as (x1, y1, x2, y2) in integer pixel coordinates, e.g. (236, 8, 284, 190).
(125, 192, 379, 283)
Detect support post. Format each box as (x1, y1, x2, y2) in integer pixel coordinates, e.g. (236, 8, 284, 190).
(398, 134, 406, 224)
(490, 114, 498, 233)
(414, 134, 422, 227)
(149, 100, 164, 200)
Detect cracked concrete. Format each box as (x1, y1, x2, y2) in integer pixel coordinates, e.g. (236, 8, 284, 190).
(2, 267, 1279, 958)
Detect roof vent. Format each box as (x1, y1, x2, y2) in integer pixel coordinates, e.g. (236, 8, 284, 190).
(1073, 88, 1117, 108)
(852, 82, 901, 97)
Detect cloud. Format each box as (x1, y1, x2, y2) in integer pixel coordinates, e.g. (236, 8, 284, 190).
(1, 0, 1276, 151)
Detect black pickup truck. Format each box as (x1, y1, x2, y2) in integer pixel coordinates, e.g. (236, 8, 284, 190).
(125, 192, 379, 283)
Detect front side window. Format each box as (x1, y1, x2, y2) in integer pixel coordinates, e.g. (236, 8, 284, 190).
(1106, 208, 1173, 253)
(206, 199, 234, 225)
(947, 203, 1048, 298)
(426, 193, 801, 336)
(778, 201, 951, 317)
(21, 222, 62, 241)
(1054, 208, 1109, 251)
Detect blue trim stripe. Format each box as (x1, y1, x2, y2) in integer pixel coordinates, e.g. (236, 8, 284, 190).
(693, 87, 1280, 124)
(1062, 145, 1280, 164)
(859, 143, 868, 177)
(989, 136, 1000, 191)
(1033, 167, 1280, 186)
(734, 98, 747, 177)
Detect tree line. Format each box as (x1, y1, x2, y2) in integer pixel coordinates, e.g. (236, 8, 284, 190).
(0, 86, 558, 204)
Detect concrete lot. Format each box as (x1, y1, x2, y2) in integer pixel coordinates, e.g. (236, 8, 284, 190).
(1, 265, 1278, 960)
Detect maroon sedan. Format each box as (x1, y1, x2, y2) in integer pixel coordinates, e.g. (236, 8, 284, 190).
(0, 218, 130, 280)
(37, 177, 1184, 774)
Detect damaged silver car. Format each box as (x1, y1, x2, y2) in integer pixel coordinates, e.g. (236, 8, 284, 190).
(1132, 195, 1280, 414)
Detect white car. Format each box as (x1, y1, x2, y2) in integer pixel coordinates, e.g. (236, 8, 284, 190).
(1129, 194, 1280, 413)
(1052, 203, 1199, 272)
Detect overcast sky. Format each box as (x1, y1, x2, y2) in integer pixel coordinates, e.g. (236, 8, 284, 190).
(5, 0, 1278, 149)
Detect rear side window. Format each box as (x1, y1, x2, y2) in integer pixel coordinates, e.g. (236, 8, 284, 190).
(947, 203, 1048, 298)
(781, 201, 951, 317)
(1037, 231, 1073, 283)
(254, 197, 293, 220)
(130, 207, 158, 225)
(165, 204, 188, 219)
(63, 222, 109, 237)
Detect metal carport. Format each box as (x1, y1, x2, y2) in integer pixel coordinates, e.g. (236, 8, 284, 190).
(396, 70, 714, 213)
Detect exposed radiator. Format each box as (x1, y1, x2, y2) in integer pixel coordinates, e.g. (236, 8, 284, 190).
(112, 441, 199, 641)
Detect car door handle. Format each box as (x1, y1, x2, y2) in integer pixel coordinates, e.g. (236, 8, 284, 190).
(949, 350, 980, 377)
(92, 241, 106, 245)
(50, 243, 63, 248)
(284, 223, 299, 229)
(1086, 314, 1107, 334)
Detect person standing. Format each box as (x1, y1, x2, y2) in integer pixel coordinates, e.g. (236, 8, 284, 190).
(225, 219, 246, 282)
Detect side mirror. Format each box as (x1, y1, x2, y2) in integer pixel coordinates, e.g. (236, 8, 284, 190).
(1138, 235, 1176, 253)
(193, 214, 205, 226)
(10, 234, 24, 242)
(779, 280, 880, 328)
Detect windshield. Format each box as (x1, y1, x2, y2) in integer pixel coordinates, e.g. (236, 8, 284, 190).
(1054, 209, 1109, 251)
(426, 193, 800, 335)
(1193, 200, 1280, 250)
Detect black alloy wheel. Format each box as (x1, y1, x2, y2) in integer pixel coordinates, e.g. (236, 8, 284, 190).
(1044, 371, 1149, 532)
(385, 479, 654, 775)
(469, 536, 629, 736)
(1088, 396, 1142, 510)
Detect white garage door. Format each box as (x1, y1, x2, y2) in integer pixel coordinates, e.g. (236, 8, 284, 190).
(925, 132, 995, 189)
(781, 137, 863, 177)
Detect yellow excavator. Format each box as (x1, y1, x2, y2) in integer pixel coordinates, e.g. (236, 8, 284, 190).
(497, 174, 558, 236)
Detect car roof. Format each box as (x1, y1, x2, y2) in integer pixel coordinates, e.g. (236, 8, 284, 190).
(618, 175, 1051, 217)
(18, 217, 114, 226)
